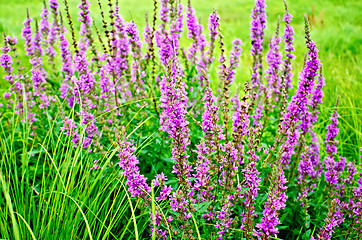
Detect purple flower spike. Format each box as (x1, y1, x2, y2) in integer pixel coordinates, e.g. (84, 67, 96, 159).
(226, 39, 243, 85)
(59, 24, 74, 101)
(39, 1, 50, 50)
(255, 166, 288, 239)
(47, 0, 60, 59)
(296, 68, 326, 207)
(265, 22, 282, 105)
(22, 14, 35, 57)
(313, 198, 345, 240)
(126, 21, 145, 91)
(1, 35, 20, 107)
(207, 10, 220, 66)
(250, 0, 267, 91)
(324, 104, 342, 187)
(280, 17, 321, 165)
(77, 0, 92, 53)
(281, 1, 295, 91)
(117, 138, 151, 198)
(249, 0, 267, 130)
(186, 3, 207, 66)
(159, 0, 170, 28)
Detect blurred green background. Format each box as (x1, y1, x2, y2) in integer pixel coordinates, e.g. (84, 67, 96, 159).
(0, 0, 361, 158)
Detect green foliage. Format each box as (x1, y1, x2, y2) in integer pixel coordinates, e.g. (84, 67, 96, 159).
(0, 0, 361, 239)
(0, 111, 152, 239)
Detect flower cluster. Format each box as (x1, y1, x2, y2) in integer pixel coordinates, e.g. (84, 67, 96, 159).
(0, 0, 361, 239)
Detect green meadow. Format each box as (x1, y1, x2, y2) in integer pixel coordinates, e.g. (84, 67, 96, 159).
(0, 0, 361, 239)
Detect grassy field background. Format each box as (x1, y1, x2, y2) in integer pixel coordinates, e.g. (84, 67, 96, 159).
(0, 0, 361, 157)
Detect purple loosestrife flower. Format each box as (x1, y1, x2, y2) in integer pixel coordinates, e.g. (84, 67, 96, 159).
(29, 55, 46, 98)
(152, 173, 172, 202)
(157, 185, 172, 202)
(155, 29, 173, 67)
(81, 111, 99, 152)
(117, 137, 151, 198)
(241, 156, 261, 236)
(297, 145, 320, 195)
(157, 11, 195, 236)
(301, 71, 324, 144)
(78, 0, 92, 54)
(250, 0, 267, 91)
(0, 52, 13, 71)
(201, 86, 224, 143)
(22, 15, 35, 56)
(281, 1, 295, 91)
(324, 107, 340, 186)
(207, 10, 220, 66)
(312, 198, 345, 240)
(39, 1, 50, 50)
(159, 0, 170, 29)
(300, 68, 325, 136)
(193, 141, 212, 202)
(213, 144, 240, 239)
(59, 24, 75, 103)
(324, 106, 346, 194)
(231, 95, 250, 139)
(169, 3, 184, 54)
(143, 16, 153, 60)
(215, 202, 234, 239)
(150, 174, 174, 238)
(72, 53, 95, 96)
(297, 69, 325, 207)
(126, 21, 145, 92)
(218, 38, 242, 142)
(63, 4, 98, 151)
(28, 22, 50, 110)
(325, 108, 339, 156)
(98, 63, 112, 98)
(0, 54, 13, 98)
(185, 2, 208, 85)
(157, 25, 190, 177)
(23, 13, 55, 114)
(150, 210, 167, 239)
(193, 85, 223, 202)
(34, 20, 43, 56)
(98, 59, 120, 112)
(0, 36, 21, 107)
(226, 39, 243, 85)
(4, 36, 17, 46)
(60, 117, 80, 147)
(113, 8, 131, 100)
(186, 4, 207, 65)
(279, 18, 320, 165)
(255, 165, 288, 239)
(126, 21, 142, 62)
(219, 134, 239, 190)
(153, 173, 167, 187)
(231, 92, 251, 165)
(240, 120, 262, 238)
(47, 0, 60, 60)
(249, 0, 267, 130)
(348, 177, 362, 233)
(265, 23, 282, 105)
(159, 70, 191, 185)
(201, 85, 225, 144)
(198, 83, 242, 235)
(49, 0, 59, 16)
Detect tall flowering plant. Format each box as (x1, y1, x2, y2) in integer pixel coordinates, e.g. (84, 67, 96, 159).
(0, 0, 361, 239)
